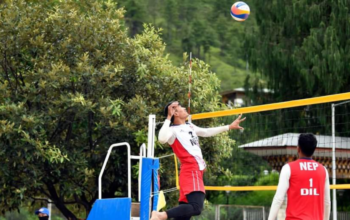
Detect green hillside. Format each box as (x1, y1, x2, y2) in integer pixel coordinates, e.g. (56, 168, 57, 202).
(118, 0, 257, 91)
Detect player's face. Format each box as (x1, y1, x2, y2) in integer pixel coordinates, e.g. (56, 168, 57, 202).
(174, 104, 189, 119)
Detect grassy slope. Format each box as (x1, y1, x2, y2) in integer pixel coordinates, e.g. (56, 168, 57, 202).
(207, 47, 248, 91)
(166, 46, 248, 92)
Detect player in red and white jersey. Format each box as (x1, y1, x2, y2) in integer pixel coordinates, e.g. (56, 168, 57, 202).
(268, 133, 331, 220)
(150, 101, 246, 220)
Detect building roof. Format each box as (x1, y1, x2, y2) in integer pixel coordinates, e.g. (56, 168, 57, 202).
(239, 133, 350, 149)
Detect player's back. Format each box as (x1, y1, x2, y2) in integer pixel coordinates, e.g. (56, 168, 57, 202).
(286, 158, 326, 220)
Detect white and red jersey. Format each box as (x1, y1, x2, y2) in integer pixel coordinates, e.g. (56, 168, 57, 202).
(268, 158, 331, 220)
(158, 120, 229, 171)
(170, 123, 206, 171)
(158, 119, 229, 202)
(286, 159, 326, 219)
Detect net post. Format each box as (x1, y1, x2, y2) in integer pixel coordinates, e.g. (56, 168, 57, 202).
(332, 104, 337, 220)
(147, 114, 156, 158)
(188, 52, 192, 115)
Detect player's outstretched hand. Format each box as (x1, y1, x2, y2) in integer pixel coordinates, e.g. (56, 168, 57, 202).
(229, 114, 246, 130)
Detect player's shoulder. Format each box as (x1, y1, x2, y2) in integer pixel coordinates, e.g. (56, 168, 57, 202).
(281, 163, 291, 170)
(311, 160, 327, 169)
(186, 122, 196, 129)
(286, 160, 299, 166)
(186, 121, 197, 126)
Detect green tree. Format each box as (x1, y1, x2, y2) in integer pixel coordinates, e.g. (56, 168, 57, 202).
(119, 0, 149, 36)
(146, 0, 161, 25)
(243, 0, 350, 211)
(163, 0, 179, 44)
(244, 0, 350, 158)
(246, 0, 350, 101)
(0, 0, 234, 218)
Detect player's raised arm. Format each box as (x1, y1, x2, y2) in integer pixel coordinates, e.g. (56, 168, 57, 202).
(193, 114, 246, 137)
(158, 119, 175, 145)
(192, 123, 229, 137)
(229, 114, 246, 130)
(158, 102, 178, 145)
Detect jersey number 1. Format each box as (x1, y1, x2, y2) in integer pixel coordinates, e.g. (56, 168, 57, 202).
(301, 178, 319, 196)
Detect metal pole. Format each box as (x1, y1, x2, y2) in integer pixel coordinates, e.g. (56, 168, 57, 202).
(334, 100, 350, 107)
(331, 99, 350, 220)
(216, 205, 220, 220)
(151, 115, 155, 157)
(48, 199, 52, 220)
(243, 208, 247, 220)
(188, 52, 192, 115)
(138, 143, 146, 202)
(331, 104, 337, 220)
(262, 206, 266, 220)
(147, 115, 156, 219)
(147, 115, 156, 158)
(98, 142, 131, 199)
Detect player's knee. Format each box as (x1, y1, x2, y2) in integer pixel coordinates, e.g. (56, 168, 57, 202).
(192, 208, 201, 216)
(191, 203, 203, 216)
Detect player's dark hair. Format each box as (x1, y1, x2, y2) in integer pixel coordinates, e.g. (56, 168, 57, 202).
(164, 101, 176, 123)
(298, 133, 317, 157)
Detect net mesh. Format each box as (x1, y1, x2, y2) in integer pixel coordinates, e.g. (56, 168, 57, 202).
(207, 102, 350, 188)
(154, 99, 350, 210)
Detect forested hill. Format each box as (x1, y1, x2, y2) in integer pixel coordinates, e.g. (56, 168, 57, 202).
(117, 0, 257, 91)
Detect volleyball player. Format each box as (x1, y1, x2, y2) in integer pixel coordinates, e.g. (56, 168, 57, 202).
(268, 133, 331, 220)
(151, 101, 246, 220)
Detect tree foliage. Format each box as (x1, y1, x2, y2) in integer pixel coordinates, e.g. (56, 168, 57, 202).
(243, 1, 350, 211)
(246, 0, 350, 101)
(243, 0, 350, 147)
(0, 0, 234, 218)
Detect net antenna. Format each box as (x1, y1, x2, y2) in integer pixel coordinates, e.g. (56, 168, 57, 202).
(188, 52, 192, 123)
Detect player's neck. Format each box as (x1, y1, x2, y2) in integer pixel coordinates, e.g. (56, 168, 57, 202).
(173, 118, 186, 125)
(298, 153, 312, 160)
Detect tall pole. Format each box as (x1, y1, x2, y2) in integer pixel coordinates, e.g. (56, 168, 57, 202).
(147, 115, 156, 158)
(331, 104, 337, 220)
(188, 52, 192, 123)
(331, 100, 350, 219)
(48, 199, 52, 220)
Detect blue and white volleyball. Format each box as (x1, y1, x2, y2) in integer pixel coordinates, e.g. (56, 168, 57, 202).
(231, 2, 250, 22)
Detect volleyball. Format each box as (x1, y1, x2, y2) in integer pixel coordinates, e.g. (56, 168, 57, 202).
(230, 2, 250, 21)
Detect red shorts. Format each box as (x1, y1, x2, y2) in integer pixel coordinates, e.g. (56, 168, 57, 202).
(179, 170, 205, 203)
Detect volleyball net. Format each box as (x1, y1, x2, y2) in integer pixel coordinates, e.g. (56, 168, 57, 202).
(149, 93, 350, 214)
(180, 93, 350, 191)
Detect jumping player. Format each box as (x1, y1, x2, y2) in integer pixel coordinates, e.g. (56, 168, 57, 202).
(151, 101, 246, 220)
(268, 133, 331, 220)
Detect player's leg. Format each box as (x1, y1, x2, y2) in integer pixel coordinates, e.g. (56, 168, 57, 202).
(168, 188, 192, 220)
(166, 191, 205, 219)
(151, 192, 205, 220)
(151, 170, 205, 220)
(172, 202, 191, 220)
(150, 187, 188, 220)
